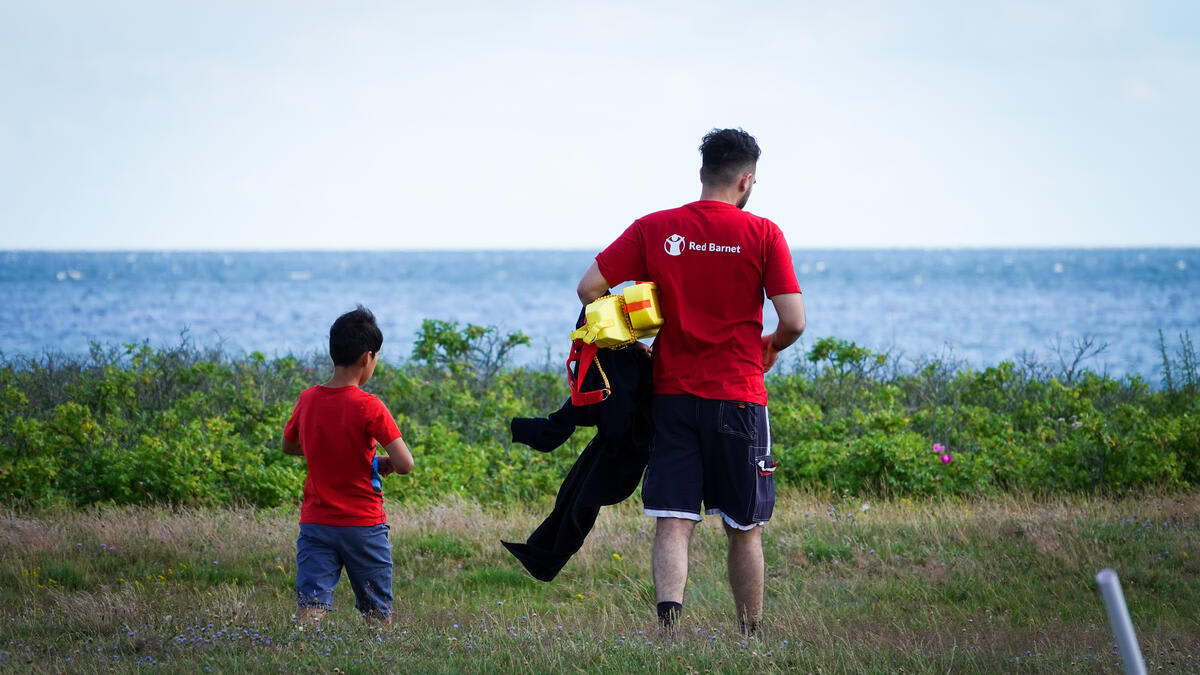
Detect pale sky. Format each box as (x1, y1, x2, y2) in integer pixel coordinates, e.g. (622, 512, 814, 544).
(2, 1, 1197, 250)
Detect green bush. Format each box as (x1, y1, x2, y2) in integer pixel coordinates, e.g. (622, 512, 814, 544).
(0, 328, 1196, 508)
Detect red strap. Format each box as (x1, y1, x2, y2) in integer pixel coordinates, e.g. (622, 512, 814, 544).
(566, 339, 609, 406)
(623, 299, 653, 313)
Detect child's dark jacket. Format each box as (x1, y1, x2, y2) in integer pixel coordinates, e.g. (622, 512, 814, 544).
(503, 337, 652, 581)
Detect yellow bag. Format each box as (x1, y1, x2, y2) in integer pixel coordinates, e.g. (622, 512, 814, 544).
(569, 282, 664, 348)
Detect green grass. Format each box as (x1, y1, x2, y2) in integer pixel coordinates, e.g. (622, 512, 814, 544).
(1, 491, 1198, 673)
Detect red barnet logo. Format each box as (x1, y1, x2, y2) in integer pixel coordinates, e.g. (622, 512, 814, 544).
(689, 241, 742, 253)
(664, 234, 742, 256)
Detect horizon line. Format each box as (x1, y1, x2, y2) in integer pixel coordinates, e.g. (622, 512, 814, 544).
(5, 244, 1200, 254)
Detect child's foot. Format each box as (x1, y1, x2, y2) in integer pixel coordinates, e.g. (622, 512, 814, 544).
(362, 609, 392, 628)
(296, 607, 326, 624)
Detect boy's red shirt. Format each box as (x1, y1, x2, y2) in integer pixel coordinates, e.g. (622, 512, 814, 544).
(284, 385, 402, 526)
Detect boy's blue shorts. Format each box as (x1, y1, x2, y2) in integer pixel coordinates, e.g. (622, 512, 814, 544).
(296, 522, 392, 615)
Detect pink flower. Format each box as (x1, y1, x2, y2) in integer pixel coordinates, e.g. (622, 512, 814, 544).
(940, 453, 953, 465)
(932, 443, 945, 454)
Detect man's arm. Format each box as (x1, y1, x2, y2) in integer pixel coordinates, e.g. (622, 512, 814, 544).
(577, 260, 612, 304)
(762, 292, 806, 372)
(282, 437, 303, 456)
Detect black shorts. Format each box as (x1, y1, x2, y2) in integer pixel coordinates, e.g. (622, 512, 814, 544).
(642, 394, 777, 529)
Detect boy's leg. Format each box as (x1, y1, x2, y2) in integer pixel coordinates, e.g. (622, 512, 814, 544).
(340, 523, 394, 625)
(296, 524, 344, 621)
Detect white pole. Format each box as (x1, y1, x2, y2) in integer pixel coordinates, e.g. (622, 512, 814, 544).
(1095, 568, 1147, 675)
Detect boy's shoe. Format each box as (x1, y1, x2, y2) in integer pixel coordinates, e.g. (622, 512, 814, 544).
(296, 607, 326, 624)
(362, 609, 392, 628)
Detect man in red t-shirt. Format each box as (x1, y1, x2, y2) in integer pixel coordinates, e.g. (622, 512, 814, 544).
(282, 306, 414, 625)
(577, 128, 806, 634)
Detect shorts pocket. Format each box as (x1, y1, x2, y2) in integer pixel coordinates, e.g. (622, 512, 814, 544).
(751, 450, 776, 522)
(718, 401, 759, 441)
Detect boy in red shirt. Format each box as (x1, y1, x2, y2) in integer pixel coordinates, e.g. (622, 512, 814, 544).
(282, 306, 414, 626)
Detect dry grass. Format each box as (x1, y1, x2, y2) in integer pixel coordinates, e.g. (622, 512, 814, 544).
(1, 491, 1197, 673)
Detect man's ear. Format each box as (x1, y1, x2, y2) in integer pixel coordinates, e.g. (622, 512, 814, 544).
(738, 172, 754, 192)
(357, 351, 373, 367)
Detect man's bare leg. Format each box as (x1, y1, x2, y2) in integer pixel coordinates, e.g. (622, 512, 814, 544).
(653, 517, 696, 627)
(724, 522, 764, 635)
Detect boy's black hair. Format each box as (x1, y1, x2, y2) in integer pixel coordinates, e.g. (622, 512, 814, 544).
(329, 305, 383, 367)
(699, 128, 761, 187)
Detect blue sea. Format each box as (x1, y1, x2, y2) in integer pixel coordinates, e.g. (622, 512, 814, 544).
(2, 249, 1197, 380)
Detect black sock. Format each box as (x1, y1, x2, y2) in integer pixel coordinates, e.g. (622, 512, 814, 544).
(739, 616, 761, 636)
(657, 601, 682, 628)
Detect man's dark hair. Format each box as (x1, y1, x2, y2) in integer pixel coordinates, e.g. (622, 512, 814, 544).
(699, 128, 761, 186)
(329, 305, 383, 366)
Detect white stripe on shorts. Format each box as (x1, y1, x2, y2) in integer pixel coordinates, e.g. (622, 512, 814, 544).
(644, 508, 702, 522)
(765, 406, 772, 448)
(705, 508, 765, 530)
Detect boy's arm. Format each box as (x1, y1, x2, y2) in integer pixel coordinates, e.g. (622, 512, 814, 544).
(378, 437, 414, 476)
(282, 437, 303, 456)
(282, 399, 303, 456)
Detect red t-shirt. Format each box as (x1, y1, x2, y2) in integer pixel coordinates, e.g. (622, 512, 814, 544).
(596, 200, 801, 405)
(283, 385, 402, 526)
